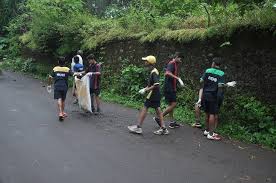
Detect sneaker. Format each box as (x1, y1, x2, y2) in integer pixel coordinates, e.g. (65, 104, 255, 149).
(95, 108, 101, 115)
(153, 117, 161, 127)
(58, 113, 64, 122)
(191, 123, 202, 128)
(169, 122, 180, 129)
(63, 112, 68, 118)
(203, 130, 209, 136)
(207, 133, 221, 140)
(128, 125, 142, 134)
(153, 128, 169, 135)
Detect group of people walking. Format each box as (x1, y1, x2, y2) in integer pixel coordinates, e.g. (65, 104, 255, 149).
(47, 51, 236, 140)
(48, 51, 102, 121)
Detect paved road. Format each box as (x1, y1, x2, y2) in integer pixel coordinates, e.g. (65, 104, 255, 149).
(0, 71, 275, 183)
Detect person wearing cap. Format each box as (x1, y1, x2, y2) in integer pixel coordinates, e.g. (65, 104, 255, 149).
(153, 52, 184, 129)
(47, 57, 73, 121)
(128, 55, 169, 135)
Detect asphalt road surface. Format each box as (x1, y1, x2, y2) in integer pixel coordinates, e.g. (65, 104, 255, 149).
(0, 71, 275, 183)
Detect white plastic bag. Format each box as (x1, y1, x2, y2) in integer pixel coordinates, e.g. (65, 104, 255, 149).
(74, 74, 92, 113)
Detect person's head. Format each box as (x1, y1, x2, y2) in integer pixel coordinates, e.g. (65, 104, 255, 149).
(212, 57, 222, 68)
(142, 55, 156, 67)
(77, 50, 83, 55)
(73, 56, 79, 64)
(87, 54, 96, 65)
(58, 56, 66, 66)
(173, 52, 182, 63)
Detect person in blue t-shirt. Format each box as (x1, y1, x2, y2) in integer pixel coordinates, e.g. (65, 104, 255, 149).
(72, 56, 84, 104)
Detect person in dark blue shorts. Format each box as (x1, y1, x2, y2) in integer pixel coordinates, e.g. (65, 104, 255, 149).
(153, 52, 184, 129)
(48, 57, 72, 121)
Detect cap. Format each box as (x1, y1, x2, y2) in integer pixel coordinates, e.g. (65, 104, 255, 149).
(142, 55, 156, 65)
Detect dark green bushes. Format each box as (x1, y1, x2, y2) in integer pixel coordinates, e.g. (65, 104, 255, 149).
(3, 0, 275, 56)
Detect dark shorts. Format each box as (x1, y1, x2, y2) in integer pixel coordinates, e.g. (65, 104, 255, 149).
(144, 100, 160, 109)
(203, 100, 219, 115)
(90, 88, 100, 96)
(54, 90, 67, 101)
(164, 91, 177, 104)
(199, 97, 223, 111)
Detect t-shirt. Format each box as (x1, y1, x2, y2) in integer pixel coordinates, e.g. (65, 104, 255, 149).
(86, 63, 101, 90)
(71, 55, 83, 71)
(73, 63, 84, 72)
(200, 68, 225, 101)
(146, 68, 161, 101)
(164, 60, 179, 93)
(51, 66, 72, 91)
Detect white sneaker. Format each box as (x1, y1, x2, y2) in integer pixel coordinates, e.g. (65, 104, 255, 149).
(153, 128, 169, 135)
(128, 125, 142, 134)
(207, 133, 221, 140)
(203, 130, 209, 136)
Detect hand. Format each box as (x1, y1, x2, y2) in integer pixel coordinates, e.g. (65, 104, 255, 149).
(195, 99, 201, 107)
(87, 72, 94, 76)
(178, 78, 184, 87)
(138, 88, 146, 95)
(226, 81, 237, 87)
(47, 85, 52, 93)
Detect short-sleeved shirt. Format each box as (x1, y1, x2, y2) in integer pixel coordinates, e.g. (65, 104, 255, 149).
(146, 68, 161, 102)
(51, 66, 72, 91)
(71, 55, 83, 71)
(200, 68, 225, 101)
(86, 63, 101, 90)
(164, 60, 179, 92)
(73, 63, 84, 72)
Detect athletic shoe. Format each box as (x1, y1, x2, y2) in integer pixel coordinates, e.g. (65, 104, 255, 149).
(203, 130, 209, 136)
(154, 128, 169, 135)
(58, 113, 64, 122)
(204, 130, 219, 137)
(63, 112, 68, 118)
(153, 117, 161, 127)
(169, 122, 180, 129)
(207, 133, 221, 140)
(128, 125, 142, 134)
(191, 123, 202, 128)
(96, 108, 101, 115)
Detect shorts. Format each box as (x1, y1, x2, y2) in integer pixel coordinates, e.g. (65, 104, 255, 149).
(144, 100, 160, 109)
(54, 90, 67, 101)
(164, 91, 177, 104)
(203, 99, 219, 115)
(199, 97, 222, 111)
(90, 88, 100, 96)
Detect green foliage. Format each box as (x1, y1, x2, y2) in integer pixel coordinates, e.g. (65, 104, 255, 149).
(3, 0, 275, 54)
(0, 37, 8, 59)
(0, 57, 52, 79)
